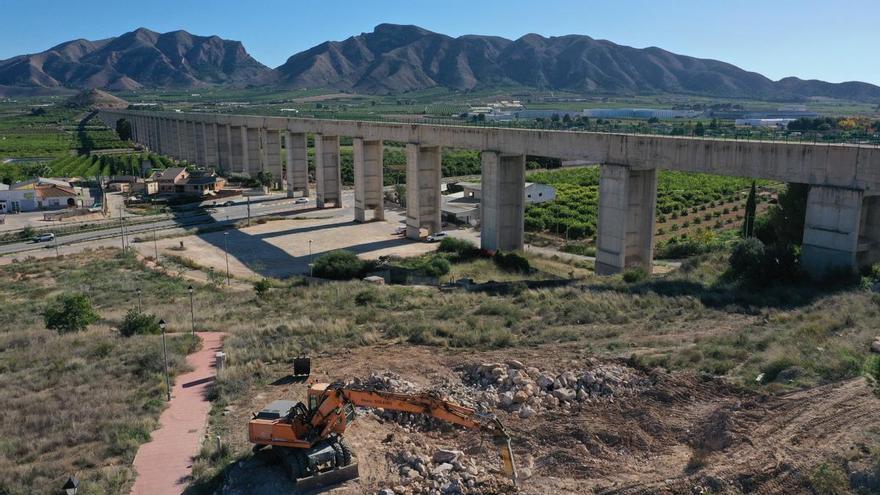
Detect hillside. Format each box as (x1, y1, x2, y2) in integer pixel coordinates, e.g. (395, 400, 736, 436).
(65, 88, 129, 109)
(0, 28, 276, 93)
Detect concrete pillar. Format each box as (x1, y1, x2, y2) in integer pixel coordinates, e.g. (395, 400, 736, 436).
(171, 120, 182, 160)
(217, 124, 231, 172)
(481, 152, 525, 251)
(405, 144, 442, 240)
(315, 134, 342, 208)
(185, 120, 197, 163)
(194, 122, 206, 166)
(159, 118, 169, 155)
(230, 126, 246, 174)
(801, 185, 863, 277)
(595, 164, 657, 275)
(246, 127, 261, 176)
(353, 138, 384, 222)
(265, 130, 283, 187)
(285, 132, 309, 198)
(204, 123, 219, 168)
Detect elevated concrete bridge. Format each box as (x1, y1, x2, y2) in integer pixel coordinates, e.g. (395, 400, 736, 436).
(98, 110, 880, 277)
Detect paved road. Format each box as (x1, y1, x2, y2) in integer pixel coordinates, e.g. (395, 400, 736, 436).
(130, 332, 225, 495)
(0, 195, 331, 256)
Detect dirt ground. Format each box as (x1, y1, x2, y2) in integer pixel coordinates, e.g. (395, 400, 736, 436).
(214, 344, 880, 495)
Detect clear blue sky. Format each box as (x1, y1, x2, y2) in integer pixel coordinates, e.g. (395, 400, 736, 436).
(3, 0, 879, 85)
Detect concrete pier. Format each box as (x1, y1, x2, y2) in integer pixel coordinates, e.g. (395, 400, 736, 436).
(405, 144, 442, 240)
(285, 132, 309, 197)
(353, 138, 384, 222)
(264, 130, 282, 188)
(801, 186, 864, 276)
(595, 164, 657, 275)
(217, 124, 232, 172)
(481, 152, 525, 251)
(246, 127, 261, 176)
(230, 126, 246, 174)
(193, 122, 206, 165)
(315, 134, 342, 208)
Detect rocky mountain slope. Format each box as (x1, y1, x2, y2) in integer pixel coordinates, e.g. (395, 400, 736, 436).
(0, 28, 275, 93)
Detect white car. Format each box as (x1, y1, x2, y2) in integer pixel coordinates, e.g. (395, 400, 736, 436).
(294, 197, 309, 204)
(393, 226, 406, 235)
(426, 231, 448, 242)
(33, 233, 55, 243)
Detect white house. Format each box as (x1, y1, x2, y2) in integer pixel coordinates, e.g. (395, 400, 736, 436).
(457, 182, 556, 204)
(442, 182, 556, 224)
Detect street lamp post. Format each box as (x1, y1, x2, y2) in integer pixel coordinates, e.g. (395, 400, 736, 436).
(308, 239, 313, 277)
(188, 285, 195, 336)
(53, 234, 59, 258)
(136, 288, 142, 313)
(159, 319, 171, 401)
(246, 195, 251, 227)
(119, 206, 126, 251)
(153, 225, 159, 262)
(223, 232, 230, 286)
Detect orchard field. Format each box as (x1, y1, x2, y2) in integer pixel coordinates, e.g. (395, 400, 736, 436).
(525, 166, 775, 244)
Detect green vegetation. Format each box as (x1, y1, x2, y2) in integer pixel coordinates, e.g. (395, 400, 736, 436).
(525, 167, 766, 240)
(312, 250, 373, 280)
(810, 463, 851, 495)
(0, 250, 203, 494)
(42, 293, 99, 333)
(119, 309, 161, 337)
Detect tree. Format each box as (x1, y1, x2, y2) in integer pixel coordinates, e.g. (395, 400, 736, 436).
(119, 309, 161, 337)
(742, 182, 757, 238)
(116, 119, 132, 141)
(313, 250, 369, 280)
(693, 122, 706, 136)
(256, 170, 274, 188)
(755, 183, 808, 247)
(729, 237, 765, 282)
(253, 278, 272, 297)
(43, 293, 99, 333)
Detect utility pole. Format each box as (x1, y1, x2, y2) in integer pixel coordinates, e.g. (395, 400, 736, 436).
(223, 232, 230, 286)
(188, 285, 195, 336)
(118, 206, 125, 251)
(53, 235, 59, 258)
(159, 319, 171, 401)
(246, 195, 251, 227)
(153, 226, 159, 261)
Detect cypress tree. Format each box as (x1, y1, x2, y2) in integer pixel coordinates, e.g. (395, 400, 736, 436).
(742, 182, 757, 238)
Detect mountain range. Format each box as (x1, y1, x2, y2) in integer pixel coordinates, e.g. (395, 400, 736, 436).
(2, 24, 879, 102)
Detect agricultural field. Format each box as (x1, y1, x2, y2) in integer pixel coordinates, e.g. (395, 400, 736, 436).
(524, 167, 775, 250)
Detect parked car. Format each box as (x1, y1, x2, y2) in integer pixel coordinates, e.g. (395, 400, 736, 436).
(33, 233, 55, 243)
(393, 226, 406, 235)
(426, 231, 448, 242)
(294, 197, 309, 204)
(221, 200, 236, 207)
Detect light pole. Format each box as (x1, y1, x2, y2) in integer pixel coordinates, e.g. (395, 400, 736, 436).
(188, 285, 195, 336)
(153, 225, 159, 261)
(223, 232, 230, 286)
(159, 319, 171, 401)
(246, 195, 251, 227)
(136, 288, 142, 313)
(53, 233, 59, 258)
(119, 206, 126, 251)
(308, 239, 313, 277)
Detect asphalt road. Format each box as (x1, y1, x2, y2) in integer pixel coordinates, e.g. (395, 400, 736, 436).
(0, 194, 343, 256)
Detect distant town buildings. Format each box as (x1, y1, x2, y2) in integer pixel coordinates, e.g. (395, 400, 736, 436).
(582, 108, 702, 119)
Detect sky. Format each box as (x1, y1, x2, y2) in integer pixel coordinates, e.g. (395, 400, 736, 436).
(2, 0, 879, 85)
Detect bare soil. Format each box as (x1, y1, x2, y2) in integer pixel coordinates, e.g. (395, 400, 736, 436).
(215, 344, 880, 495)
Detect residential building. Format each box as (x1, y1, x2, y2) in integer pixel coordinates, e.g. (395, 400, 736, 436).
(441, 182, 556, 224)
(154, 167, 189, 193)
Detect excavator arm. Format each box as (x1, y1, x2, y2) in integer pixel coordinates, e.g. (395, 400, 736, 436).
(311, 386, 518, 485)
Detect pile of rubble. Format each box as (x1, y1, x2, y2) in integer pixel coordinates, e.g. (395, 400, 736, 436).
(377, 445, 501, 495)
(459, 359, 653, 418)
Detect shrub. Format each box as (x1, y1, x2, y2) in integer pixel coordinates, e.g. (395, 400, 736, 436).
(421, 256, 451, 277)
(438, 237, 480, 259)
(253, 279, 271, 297)
(354, 289, 378, 306)
(623, 267, 648, 283)
(729, 238, 765, 282)
(866, 355, 880, 397)
(493, 251, 530, 273)
(809, 463, 850, 495)
(119, 309, 161, 337)
(43, 293, 99, 333)
(313, 250, 369, 280)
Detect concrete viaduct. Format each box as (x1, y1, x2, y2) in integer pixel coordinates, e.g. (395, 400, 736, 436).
(97, 109, 880, 277)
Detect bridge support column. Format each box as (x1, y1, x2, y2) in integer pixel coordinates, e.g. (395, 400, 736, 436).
(216, 124, 231, 172)
(246, 127, 261, 176)
(194, 122, 206, 166)
(801, 186, 864, 277)
(353, 138, 384, 222)
(172, 120, 182, 161)
(315, 134, 342, 208)
(235, 126, 248, 175)
(285, 132, 309, 198)
(405, 144, 442, 240)
(481, 151, 525, 251)
(204, 123, 218, 169)
(265, 130, 282, 188)
(595, 164, 657, 275)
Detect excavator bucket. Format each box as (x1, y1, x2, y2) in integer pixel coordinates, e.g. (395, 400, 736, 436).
(296, 463, 359, 493)
(496, 435, 518, 487)
(292, 356, 311, 378)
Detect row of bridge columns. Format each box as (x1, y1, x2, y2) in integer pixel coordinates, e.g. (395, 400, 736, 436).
(111, 112, 878, 278)
(110, 112, 662, 275)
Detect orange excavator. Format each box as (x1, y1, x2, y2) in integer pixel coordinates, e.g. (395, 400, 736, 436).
(249, 381, 518, 491)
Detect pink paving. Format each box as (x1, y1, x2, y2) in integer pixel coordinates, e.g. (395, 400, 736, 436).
(130, 332, 225, 495)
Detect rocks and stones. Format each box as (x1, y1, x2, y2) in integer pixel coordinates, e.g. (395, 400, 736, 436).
(871, 338, 880, 353)
(433, 449, 462, 464)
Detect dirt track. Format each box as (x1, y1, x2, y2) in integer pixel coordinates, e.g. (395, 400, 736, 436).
(212, 344, 880, 494)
